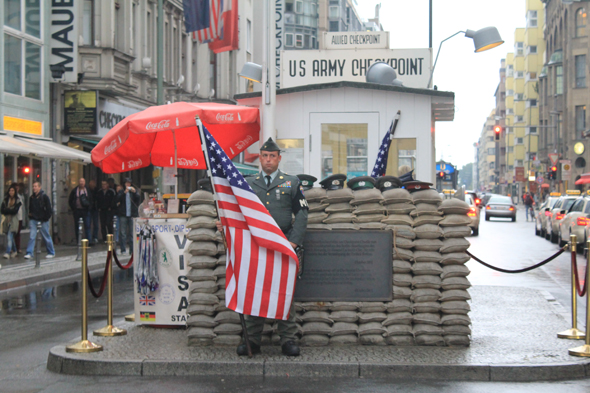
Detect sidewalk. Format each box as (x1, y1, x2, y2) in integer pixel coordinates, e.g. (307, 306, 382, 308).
(46, 285, 590, 382)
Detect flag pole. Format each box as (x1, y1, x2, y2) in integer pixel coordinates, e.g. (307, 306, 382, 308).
(195, 115, 253, 358)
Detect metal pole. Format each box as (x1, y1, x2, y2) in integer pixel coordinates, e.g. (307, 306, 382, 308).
(66, 240, 103, 353)
(570, 240, 590, 356)
(157, 0, 164, 105)
(35, 222, 41, 268)
(429, 0, 432, 49)
(76, 217, 83, 261)
(558, 234, 585, 339)
(113, 215, 118, 250)
(94, 234, 127, 337)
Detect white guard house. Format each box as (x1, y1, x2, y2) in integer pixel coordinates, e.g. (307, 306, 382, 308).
(235, 81, 455, 184)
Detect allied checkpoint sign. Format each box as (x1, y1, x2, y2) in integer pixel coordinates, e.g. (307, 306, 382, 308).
(134, 219, 191, 325)
(294, 230, 393, 301)
(280, 48, 432, 89)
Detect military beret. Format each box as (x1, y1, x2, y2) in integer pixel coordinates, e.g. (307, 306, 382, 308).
(403, 180, 433, 192)
(319, 174, 347, 190)
(260, 137, 281, 152)
(398, 169, 414, 183)
(375, 176, 402, 191)
(347, 176, 376, 191)
(297, 174, 317, 191)
(197, 178, 213, 192)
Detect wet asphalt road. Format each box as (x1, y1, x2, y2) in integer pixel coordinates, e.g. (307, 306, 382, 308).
(1, 206, 590, 392)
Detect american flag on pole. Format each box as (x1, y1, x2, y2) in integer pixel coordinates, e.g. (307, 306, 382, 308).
(370, 121, 394, 178)
(201, 126, 298, 320)
(183, 0, 224, 43)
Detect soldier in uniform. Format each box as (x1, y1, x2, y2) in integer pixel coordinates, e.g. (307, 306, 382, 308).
(218, 137, 308, 357)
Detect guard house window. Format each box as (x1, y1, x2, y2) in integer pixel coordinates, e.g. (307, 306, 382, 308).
(576, 55, 586, 87)
(3, 0, 42, 100)
(555, 65, 563, 95)
(321, 124, 368, 179)
(295, 34, 303, 48)
(285, 33, 294, 47)
(576, 105, 586, 139)
(576, 8, 587, 37)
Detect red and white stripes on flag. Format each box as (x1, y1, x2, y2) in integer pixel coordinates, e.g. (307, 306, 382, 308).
(193, 0, 222, 43)
(201, 126, 298, 320)
(215, 177, 298, 320)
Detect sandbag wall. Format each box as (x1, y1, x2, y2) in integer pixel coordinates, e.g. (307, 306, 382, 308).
(185, 186, 472, 347)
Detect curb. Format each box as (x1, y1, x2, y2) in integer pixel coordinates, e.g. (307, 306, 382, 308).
(47, 345, 590, 381)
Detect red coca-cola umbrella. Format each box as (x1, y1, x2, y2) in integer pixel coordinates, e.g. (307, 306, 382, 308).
(92, 102, 260, 175)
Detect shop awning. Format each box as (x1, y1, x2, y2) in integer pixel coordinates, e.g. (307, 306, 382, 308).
(0, 134, 91, 163)
(575, 173, 590, 185)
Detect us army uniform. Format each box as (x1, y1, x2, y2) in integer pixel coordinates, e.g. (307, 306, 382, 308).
(243, 170, 309, 346)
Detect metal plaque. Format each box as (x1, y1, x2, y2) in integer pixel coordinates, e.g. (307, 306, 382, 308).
(294, 230, 393, 302)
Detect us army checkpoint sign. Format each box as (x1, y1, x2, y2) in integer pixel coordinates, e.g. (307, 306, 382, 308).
(134, 219, 191, 325)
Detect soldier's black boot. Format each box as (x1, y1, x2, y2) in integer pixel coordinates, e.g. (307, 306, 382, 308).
(281, 340, 300, 356)
(236, 341, 261, 356)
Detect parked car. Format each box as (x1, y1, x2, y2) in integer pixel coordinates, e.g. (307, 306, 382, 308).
(465, 190, 482, 208)
(465, 194, 480, 236)
(535, 196, 560, 238)
(558, 193, 590, 249)
(481, 193, 502, 207)
(547, 193, 580, 243)
(484, 195, 517, 221)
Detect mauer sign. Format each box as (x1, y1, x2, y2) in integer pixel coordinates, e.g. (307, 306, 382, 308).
(50, 0, 79, 83)
(323, 31, 389, 50)
(280, 49, 431, 89)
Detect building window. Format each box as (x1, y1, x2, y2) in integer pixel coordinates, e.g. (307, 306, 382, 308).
(329, 6, 339, 19)
(516, 115, 524, 122)
(577, 105, 586, 139)
(515, 42, 524, 55)
(515, 71, 524, 78)
(527, 10, 537, 27)
(507, 65, 514, 77)
(488, 148, 495, 155)
(295, 0, 303, 13)
(488, 136, 494, 142)
(515, 93, 524, 101)
(247, 19, 252, 52)
(3, 0, 42, 100)
(576, 55, 586, 87)
(490, 162, 495, 169)
(516, 160, 523, 166)
(295, 34, 303, 48)
(527, 99, 537, 107)
(576, 8, 587, 37)
(508, 147, 514, 153)
(507, 89, 514, 96)
(527, 45, 537, 54)
(82, 0, 94, 45)
(516, 138, 524, 144)
(555, 65, 563, 94)
(285, 33, 293, 47)
(508, 165, 514, 170)
(529, 127, 537, 133)
(329, 21, 339, 32)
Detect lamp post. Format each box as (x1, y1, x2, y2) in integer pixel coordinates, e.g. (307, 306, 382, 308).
(428, 26, 504, 88)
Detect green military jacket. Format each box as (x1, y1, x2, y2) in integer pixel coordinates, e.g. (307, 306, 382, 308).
(246, 170, 309, 246)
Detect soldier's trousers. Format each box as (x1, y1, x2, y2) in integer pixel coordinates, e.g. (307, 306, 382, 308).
(244, 302, 297, 346)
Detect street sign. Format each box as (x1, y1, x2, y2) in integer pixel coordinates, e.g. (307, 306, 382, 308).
(537, 177, 544, 184)
(562, 160, 572, 181)
(515, 167, 525, 182)
(549, 153, 559, 165)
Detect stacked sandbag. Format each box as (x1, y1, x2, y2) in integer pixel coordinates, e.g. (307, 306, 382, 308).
(329, 302, 360, 345)
(350, 180, 387, 230)
(304, 187, 331, 231)
(299, 302, 333, 347)
(323, 187, 357, 230)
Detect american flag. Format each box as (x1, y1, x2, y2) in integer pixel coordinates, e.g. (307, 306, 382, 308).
(201, 127, 298, 320)
(183, 0, 225, 43)
(139, 295, 156, 306)
(370, 120, 394, 178)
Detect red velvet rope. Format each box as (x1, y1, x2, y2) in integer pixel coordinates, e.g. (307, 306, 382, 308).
(88, 251, 111, 298)
(112, 249, 134, 270)
(572, 249, 589, 297)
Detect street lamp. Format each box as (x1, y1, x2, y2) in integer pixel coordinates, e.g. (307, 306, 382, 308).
(239, 62, 263, 83)
(427, 26, 504, 88)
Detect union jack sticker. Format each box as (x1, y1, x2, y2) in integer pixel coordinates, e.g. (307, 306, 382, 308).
(139, 295, 156, 306)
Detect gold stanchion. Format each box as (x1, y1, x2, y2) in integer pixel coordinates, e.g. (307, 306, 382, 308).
(66, 240, 103, 353)
(558, 234, 586, 339)
(570, 240, 590, 356)
(94, 234, 127, 337)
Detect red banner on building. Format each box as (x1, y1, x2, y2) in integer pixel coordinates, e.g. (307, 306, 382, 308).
(515, 167, 525, 182)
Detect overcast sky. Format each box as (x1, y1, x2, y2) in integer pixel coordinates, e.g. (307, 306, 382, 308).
(355, 0, 527, 169)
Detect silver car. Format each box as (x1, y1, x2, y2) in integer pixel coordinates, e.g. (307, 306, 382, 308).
(547, 196, 579, 243)
(535, 196, 560, 238)
(484, 195, 516, 221)
(558, 196, 590, 249)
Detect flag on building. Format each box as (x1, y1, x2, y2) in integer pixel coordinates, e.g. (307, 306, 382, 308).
(183, 0, 223, 43)
(208, 0, 238, 53)
(201, 126, 298, 320)
(370, 121, 394, 178)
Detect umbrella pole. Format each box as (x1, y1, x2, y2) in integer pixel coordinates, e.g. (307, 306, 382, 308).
(173, 130, 178, 199)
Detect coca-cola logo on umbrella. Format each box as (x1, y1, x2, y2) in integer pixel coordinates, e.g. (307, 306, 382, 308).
(128, 159, 143, 169)
(235, 135, 253, 150)
(146, 120, 170, 130)
(104, 140, 118, 155)
(178, 158, 199, 166)
(216, 113, 234, 122)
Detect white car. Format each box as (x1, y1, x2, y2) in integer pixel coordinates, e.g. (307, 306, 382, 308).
(535, 196, 560, 238)
(547, 196, 579, 243)
(558, 196, 590, 249)
(465, 195, 480, 236)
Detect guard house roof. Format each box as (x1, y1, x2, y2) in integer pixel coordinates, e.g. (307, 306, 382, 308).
(234, 80, 455, 122)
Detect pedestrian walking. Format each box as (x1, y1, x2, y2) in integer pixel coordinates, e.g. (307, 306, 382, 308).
(68, 178, 92, 244)
(24, 181, 55, 259)
(15, 182, 27, 253)
(96, 180, 116, 242)
(88, 179, 99, 244)
(524, 191, 534, 221)
(115, 178, 140, 255)
(1, 184, 22, 259)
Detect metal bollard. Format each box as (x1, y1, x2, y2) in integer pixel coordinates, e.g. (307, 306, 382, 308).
(558, 234, 586, 339)
(35, 222, 41, 268)
(76, 217, 83, 261)
(94, 234, 127, 337)
(66, 240, 103, 353)
(570, 240, 590, 356)
(112, 215, 118, 249)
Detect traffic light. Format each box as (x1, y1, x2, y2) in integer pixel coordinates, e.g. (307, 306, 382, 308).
(494, 125, 502, 141)
(21, 166, 31, 176)
(438, 171, 445, 178)
(548, 166, 557, 180)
